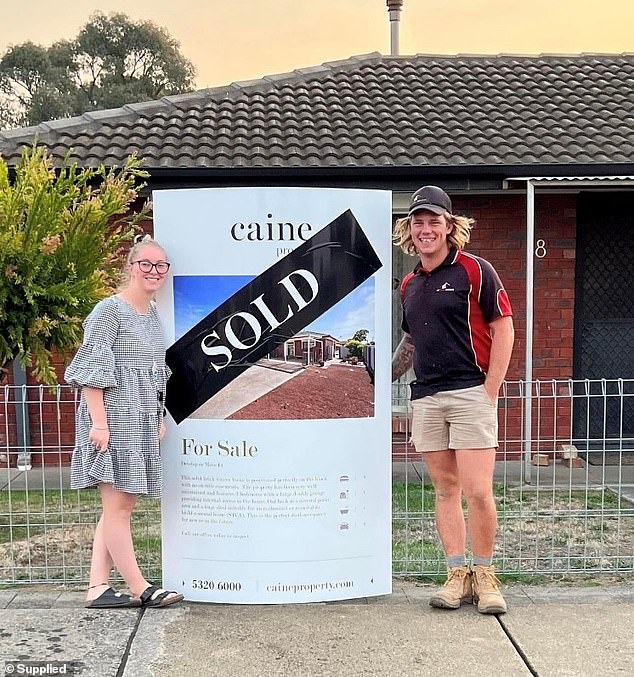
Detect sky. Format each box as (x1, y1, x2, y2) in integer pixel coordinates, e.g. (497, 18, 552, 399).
(2, 1, 633, 89)
(174, 276, 374, 342)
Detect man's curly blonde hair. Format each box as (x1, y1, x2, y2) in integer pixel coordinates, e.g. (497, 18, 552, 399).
(393, 211, 474, 256)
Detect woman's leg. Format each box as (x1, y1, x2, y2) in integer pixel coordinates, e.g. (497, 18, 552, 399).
(86, 514, 115, 601)
(99, 482, 180, 602)
(99, 483, 149, 597)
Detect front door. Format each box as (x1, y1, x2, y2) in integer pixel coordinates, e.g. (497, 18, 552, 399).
(573, 192, 634, 450)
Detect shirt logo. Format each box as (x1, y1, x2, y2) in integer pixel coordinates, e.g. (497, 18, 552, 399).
(436, 282, 455, 292)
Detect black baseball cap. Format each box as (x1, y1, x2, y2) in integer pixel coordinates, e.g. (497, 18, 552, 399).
(408, 186, 452, 217)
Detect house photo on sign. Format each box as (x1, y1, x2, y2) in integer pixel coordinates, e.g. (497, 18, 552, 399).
(168, 215, 379, 421)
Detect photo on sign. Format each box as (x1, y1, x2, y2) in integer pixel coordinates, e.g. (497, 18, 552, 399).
(173, 275, 376, 420)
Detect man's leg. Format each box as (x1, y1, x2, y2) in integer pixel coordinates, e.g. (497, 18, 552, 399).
(423, 450, 472, 609)
(424, 450, 466, 557)
(455, 448, 497, 558)
(455, 448, 506, 614)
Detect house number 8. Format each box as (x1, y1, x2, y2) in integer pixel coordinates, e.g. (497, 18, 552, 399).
(535, 239, 547, 258)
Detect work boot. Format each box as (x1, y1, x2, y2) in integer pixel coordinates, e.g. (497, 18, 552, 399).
(429, 566, 473, 609)
(472, 564, 507, 614)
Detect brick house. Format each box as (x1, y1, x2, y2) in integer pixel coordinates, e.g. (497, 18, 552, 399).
(270, 332, 339, 365)
(1, 53, 633, 464)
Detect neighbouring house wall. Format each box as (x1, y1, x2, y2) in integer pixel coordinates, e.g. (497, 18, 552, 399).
(458, 193, 576, 382)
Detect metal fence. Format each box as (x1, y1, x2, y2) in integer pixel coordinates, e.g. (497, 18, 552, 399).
(1, 380, 633, 584)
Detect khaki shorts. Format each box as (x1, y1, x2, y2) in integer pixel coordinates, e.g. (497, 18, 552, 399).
(410, 384, 498, 452)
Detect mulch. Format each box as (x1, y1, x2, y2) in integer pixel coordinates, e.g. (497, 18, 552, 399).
(228, 363, 374, 420)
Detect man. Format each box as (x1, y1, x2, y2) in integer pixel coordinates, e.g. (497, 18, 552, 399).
(392, 186, 514, 614)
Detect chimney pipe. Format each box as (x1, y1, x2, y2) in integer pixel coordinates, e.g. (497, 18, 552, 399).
(386, 0, 404, 56)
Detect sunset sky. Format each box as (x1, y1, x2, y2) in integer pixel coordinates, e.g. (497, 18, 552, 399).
(2, 1, 633, 89)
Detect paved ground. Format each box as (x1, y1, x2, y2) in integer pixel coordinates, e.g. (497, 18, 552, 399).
(0, 580, 632, 676)
(2, 462, 633, 676)
(189, 362, 301, 419)
(4, 459, 634, 492)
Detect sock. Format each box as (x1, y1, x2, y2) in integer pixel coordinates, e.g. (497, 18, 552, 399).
(472, 555, 493, 567)
(446, 554, 466, 568)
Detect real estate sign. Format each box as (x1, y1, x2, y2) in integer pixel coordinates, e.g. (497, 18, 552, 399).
(154, 187, 392, 603)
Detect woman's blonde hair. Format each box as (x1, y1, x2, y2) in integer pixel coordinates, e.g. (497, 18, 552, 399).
(119, 234, 167, 287)
(392, 211, 474, 256)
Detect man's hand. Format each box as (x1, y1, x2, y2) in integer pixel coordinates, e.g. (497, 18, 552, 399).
(485, 316, 515, 402)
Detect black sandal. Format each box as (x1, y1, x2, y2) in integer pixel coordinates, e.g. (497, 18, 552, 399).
(140, 584, 184, 608)
(85, 586, 141, 609)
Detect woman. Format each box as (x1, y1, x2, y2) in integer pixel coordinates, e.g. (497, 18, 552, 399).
(66, 235, 183, 608)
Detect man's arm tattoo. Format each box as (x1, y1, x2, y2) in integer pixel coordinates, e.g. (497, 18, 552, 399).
(392, 333, 415, 382)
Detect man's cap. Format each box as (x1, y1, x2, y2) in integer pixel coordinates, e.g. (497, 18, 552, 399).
(408, 186, 452, 217)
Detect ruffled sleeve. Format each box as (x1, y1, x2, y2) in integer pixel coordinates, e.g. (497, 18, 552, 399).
(64, 298, 120, 389)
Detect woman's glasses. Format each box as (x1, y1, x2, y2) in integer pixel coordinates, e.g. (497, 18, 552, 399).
(133, 260, 171, 274)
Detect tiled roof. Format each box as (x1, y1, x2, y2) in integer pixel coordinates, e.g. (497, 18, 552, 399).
(1, 52, 633, 170)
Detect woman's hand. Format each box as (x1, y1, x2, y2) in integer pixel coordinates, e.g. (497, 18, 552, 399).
(83, 388, 109, 453)
(89, 425, 110, 453)
(159, 421, 166, 440)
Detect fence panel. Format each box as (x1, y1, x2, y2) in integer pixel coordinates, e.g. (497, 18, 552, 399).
(1, 381, 633, 584)
(391, 379, 634, 577)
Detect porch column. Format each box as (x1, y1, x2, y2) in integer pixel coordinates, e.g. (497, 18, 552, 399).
(524, 180, 535, 482)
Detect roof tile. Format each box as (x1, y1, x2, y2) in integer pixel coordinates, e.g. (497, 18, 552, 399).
(1, 53, 633, 170)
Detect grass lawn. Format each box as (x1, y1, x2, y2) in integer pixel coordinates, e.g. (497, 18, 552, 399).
(0, 489, 161, 581)
(1, 483, 631, 583)
(391, 482, 633, 580)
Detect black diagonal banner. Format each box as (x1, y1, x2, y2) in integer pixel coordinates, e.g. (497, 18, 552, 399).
(165, 209, 382, 423)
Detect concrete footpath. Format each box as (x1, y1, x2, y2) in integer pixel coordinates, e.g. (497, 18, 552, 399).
(0, 581, 633, 676)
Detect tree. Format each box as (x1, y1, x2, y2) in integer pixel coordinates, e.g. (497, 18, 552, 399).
(345, 340, 364, 360)
(0, 145, 149, 383)
(344, 329, 370, 359)
(352, 329, 369, 343)
(0, 12, 196, 128)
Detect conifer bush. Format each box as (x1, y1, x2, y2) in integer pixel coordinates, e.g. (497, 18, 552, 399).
(0, 146, 149, 383)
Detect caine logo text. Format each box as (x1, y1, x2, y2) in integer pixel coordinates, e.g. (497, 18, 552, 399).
(436, 282, 455, 292)
(230, 214, 312, 242)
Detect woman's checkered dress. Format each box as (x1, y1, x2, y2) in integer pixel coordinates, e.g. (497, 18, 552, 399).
(65, 296, 170, 497)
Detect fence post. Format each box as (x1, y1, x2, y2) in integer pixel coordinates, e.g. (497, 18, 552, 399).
(13, 360, 32, 470)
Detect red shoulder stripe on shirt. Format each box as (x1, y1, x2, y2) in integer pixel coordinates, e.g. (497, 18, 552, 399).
(456, 251, 483, 300)
(497, 288, 512, 316)
(456, 251, 489, 373)
(400, 271, 416, 302)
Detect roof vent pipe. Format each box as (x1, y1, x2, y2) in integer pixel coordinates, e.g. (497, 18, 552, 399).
(386, 0, 404, 56)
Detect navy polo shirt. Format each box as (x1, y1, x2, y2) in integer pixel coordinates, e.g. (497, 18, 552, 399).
(400, 248, 512, 400)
